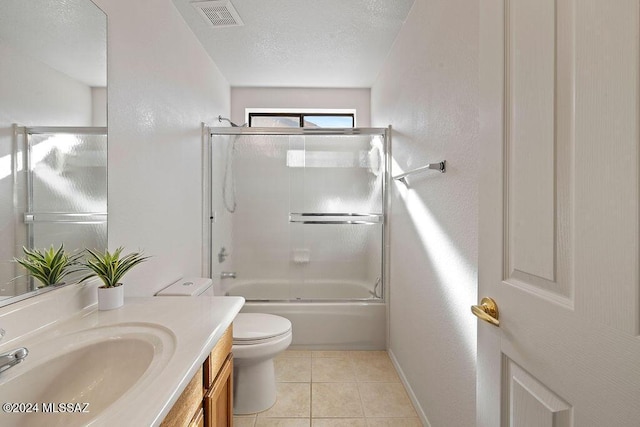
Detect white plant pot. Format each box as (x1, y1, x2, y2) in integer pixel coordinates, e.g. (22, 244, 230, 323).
(97, 284, 124, 310)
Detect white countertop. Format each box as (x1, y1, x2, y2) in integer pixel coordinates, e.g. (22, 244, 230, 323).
(0, 294, 244, 427)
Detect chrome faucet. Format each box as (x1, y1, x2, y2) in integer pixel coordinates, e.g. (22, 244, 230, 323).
(0, 329, 29, 374)
(220, 272, 236, 279)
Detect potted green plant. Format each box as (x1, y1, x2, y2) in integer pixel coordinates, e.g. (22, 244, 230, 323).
(14, 244, 83, 289)
(80, 247, 149, 310)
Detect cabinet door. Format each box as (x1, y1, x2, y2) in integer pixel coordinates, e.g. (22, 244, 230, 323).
(189, 407, 204, 427)
(204, 355, 233, 427)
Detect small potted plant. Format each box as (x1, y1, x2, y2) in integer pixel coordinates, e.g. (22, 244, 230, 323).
(14, 244, 83, 289)
(80, 247, 149, 310)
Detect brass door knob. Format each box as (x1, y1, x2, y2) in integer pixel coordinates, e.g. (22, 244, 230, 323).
(471, 297, 500, 326)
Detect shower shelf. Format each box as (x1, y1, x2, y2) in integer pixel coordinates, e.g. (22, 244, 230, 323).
(289, 213, 382, 225)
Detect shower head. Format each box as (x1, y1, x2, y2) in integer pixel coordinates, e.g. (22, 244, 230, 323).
(218, 115, 246, 127)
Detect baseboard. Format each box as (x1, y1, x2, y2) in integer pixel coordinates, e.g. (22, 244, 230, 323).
(388, 348, 432, 427)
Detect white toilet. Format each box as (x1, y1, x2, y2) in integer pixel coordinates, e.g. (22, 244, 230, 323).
(156, 278, 292, 415)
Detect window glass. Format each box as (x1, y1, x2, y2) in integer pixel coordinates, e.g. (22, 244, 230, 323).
(303, 115, 354, 128)
(250, 115, 300, 127)
(249, 113, 355, 128)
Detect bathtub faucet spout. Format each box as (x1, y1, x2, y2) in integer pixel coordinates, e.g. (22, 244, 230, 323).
(220, 272, 236, 279)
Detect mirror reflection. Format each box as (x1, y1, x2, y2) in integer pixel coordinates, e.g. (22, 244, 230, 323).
(0, 0, 107, 305)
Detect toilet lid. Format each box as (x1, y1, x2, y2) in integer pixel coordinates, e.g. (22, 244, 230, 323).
(233, 313, 291, 343)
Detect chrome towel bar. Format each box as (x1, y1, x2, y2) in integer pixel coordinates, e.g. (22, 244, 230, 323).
(24, 212, 107, 224)
(21, 126, 107, 135)
(289, 213, 382, 225)
(393, 161, 446, 184)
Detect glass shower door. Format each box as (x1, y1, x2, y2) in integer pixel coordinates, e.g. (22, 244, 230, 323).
(211, 129, 386, 302)
(287, 133, 385, 300)
(24, 128, 107, 288)
(211, 133, 301, 300)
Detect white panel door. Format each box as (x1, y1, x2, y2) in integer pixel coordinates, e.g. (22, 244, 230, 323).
(478, 0, 640, 426)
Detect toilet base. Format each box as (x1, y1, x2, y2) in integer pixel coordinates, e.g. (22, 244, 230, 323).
(231, 320, 292, 415)
(233, 358, 277, 414)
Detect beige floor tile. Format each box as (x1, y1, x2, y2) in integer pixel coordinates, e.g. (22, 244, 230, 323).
(312, 418, 367, 426)
(234, 415, 257, 427)
(358, 383, 417, 418)
(366, 418, 422, 426)
(258, 383, 311, 418)
(312, 383, 364, 418)
(255, 418, 311, 427)
(312, 357, 355, 382)
(255, 351, 412, 426)
(276, 357, 312, 382)
(312, 350, 351, 358)
(347, 351, 389, 360)
(351, 356, 400, 383)
(277, 350, 312, 359)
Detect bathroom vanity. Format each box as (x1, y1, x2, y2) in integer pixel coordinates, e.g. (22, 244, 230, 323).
(0, 282, 244, 427)
(161, 326, 233, 427)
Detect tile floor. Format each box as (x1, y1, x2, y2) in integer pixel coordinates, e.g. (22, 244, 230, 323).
(233, 350, 422, 427)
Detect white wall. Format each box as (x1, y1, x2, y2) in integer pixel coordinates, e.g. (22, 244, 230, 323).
(231, 87, 370, 127)
(371, 1, 479, 426)
(92, 0, 230, 295)
(91, 87, 107, 127)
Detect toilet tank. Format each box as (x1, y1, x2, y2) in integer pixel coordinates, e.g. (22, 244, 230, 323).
(156, 278, 213, 296)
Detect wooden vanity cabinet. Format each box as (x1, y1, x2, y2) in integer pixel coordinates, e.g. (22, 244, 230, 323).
(204, 354, 233, 426)
(161, 325, 233, 427)
(204, 326, 233, 427)
(190, 407, 205, 427)
(160, 366, 204, 427)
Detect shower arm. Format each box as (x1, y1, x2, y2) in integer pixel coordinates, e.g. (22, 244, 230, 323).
(218, 115, 246, 127)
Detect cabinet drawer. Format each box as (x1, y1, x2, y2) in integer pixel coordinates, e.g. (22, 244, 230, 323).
(160, 366, 204, 427)
(204, 355, 233, 427)
(204, 325, 233, 389)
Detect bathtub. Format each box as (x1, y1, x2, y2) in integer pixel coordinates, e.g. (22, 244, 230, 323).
(224, 280, 387, 350)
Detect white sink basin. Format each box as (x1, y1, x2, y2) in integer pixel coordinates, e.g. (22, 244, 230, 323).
(0, 323, 176, 427)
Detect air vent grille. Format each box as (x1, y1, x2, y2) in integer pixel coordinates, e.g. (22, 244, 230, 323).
(191, 1, 244, 28)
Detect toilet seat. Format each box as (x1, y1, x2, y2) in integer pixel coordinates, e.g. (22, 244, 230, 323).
(233, 313, 291, 345)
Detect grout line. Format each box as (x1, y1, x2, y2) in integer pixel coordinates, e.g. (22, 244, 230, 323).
(309, 377, 313, 421)
(310, 355, 314, 383)
(309, 356, 313, 423)
(309, 353, 313, 427)
(355, 380, 368, 420)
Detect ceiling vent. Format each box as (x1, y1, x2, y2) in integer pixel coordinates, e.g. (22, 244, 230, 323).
(191, 1, 244, 28)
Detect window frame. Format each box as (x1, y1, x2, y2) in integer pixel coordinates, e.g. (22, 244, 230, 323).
(247, 111, 356, 128)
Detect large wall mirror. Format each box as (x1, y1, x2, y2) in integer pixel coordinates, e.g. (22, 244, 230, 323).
(0, 0, 107, 306)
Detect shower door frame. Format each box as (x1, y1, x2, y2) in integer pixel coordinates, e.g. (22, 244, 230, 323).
(205, 126, 392, 303)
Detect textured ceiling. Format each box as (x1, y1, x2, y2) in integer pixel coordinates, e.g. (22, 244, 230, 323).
(0, 0, 106, 87)
(173, 0, 416, 88)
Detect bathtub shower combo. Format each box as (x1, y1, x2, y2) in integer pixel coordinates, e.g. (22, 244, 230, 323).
(207, 126, 390, 349)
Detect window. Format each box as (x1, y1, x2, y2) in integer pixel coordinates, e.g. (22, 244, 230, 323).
(248, 112, 355, 128)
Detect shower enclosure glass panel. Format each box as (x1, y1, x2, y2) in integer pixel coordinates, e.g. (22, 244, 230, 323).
(210, 128, 387, 302)
(19, 128, 107, 290)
